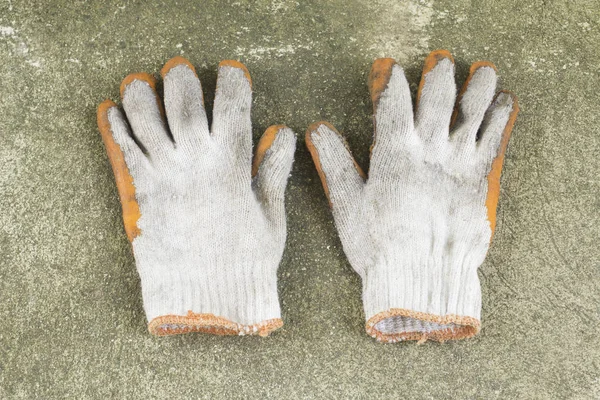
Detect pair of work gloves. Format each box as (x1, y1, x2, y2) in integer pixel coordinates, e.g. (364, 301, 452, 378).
(97, 50, 518, 343)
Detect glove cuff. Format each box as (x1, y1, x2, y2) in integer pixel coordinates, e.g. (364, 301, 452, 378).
(148, 313, 283, 337)
(362, 258, 482, 343)
(140, 263, 282, 337)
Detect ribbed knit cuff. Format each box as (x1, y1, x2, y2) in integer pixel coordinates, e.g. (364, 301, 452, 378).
(139, 263, 282, 337)
(362, 258, 482, 343)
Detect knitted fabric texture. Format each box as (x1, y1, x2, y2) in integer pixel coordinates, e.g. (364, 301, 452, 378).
(307, 54, 516, 343)
(100, 60, 296, 336)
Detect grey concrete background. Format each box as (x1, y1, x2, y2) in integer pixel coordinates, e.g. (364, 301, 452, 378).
(0, 0, 598, 398)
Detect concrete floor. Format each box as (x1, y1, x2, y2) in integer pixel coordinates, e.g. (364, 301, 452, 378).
(1, 0, 598, 398)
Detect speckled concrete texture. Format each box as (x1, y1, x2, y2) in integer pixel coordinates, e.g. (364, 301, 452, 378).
(0, 0, 598, 398)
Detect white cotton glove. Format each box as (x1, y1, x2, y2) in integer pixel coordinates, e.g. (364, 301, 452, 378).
(306, 50, 518, 343)
(97, 57, 296, 336)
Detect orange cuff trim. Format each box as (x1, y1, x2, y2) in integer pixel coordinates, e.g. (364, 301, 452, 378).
(365, 308, 481, 344)
(148, 311, 283, 337)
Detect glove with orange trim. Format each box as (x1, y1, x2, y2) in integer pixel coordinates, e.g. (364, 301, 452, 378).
(97, 57, 296, 336)
(306, 50, 518, 343)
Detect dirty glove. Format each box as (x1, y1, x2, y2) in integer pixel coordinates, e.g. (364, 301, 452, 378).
(97, 57, 296, 336)
(306, 50, 518, 343)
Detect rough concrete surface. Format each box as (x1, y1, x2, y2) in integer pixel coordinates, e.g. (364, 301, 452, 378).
(0, 0, 598, 398)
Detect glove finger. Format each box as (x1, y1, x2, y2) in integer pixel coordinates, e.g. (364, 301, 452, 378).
(160, 56, 210, 150)
(478, 90, 519, 234)
(305, 122, 370, 278)
(212, 60, 253, 163)
(305, 121, 365, 207)
(121, 72, 174, 156)
(415, 50, 456, 144)
(450, 61, 498, 146)
(97, 99, 148, 242)
(252, 125, 296, 230)
(368, 58, 416, 164)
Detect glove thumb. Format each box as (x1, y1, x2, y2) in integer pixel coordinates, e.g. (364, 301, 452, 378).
(252, 125, 296, 228)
